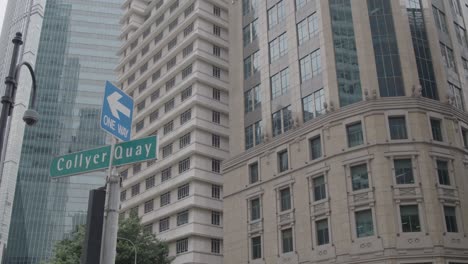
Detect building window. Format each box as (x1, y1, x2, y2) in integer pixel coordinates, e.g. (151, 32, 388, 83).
(164, 98, 175, 113)
(309, 136, 322, 160)
(449, 83, 465, 110)
(143, 224, 152, 234)
(120, 190, 126, 201)
(152, 70, 161, 83)
(251, 236, 262, 259)
(268, 0, 285, 29)
(184, 3, 194, 17)
(130, 207, 138, 217)
(297, 12, 319, 45)
(136, 120, 144, 132)
(212, 184, 221, 199)
(244, 51, 260, 79)
(131, 183, 140, 197)
(162, 144, 172, 158)
(212, 111, 221, 124)
(169, 17, 179, 32)
(279, 187, 291, 211)
(121, 169, 128, 180)
(213, 66, 221, 79)
(163, 121, 173, 135)
(178, 158, 190, 173)
(149, 110, 159, 122)
(177, 210, 189, 226)
(271, 68, 289, 98)
(167, 56, 177, 70)
(213, 88, 221, 100)
(406, 0, 438, 99)
(272, 105, 292, 137)
(430, 119, 443, 141)
(269, 33, 288, 63)
(212, 211, 221, 225)
(295, 0, 312, 9)
(161, 167, 172, 182)
(178, 184, 190, 199)
(244, 85, 261, 113)
(184, 23, 194, 37)
(355, 209, 374, 237)
(433, 6, 448, 33)
(159, 217, 169, 232)
(160, 192, 171, 207)
(400, 205, 421, 232)
(281, 228, 293, 253)
(213, 25, 221, 36)
(302, 88, 325, 122)
(211, 239, 221, 254)
(213, 45, 221, 57)
(166, 78, 176, 92)
(144, 199, 154, 213)
(351, 164, 369, 191)
(169, 0, 179, 12)
(389, 116, 408, 140)
(213, 5, 221, 16)
(137, 101, 145, 113)
(444, 206, 458, 233)
(394, 159, 414, 184)
(449, 0, 462, 16)
(212, 134, 220, 148)
(313, 175, 326, 201)
(180, 109, 192, 125)
(249, 162, 259, 184)
(436, 160, 450, 185)
(243, 0, 259, 16)
(151, 89, 160, 101)
(212, 159, 221, 173)
(146, 176, 155, 189)
(462, 128, 468, 148)
(245, 120, 263, 150)
(316, 219, 329, 245)
(278, 150, 289, 173)
(176, 238, 188, 254)
(347, 122, 364, 147)
(250, 198, 261, 221)
(181, 86, 192, 102)
(440, 43, 457, 71)
(182, 64, 193, 79)
(138, 80, 147, 93)
(243, 19, 258, 46)
(299, 49, 321, 83)
(367, 0, 404, 96)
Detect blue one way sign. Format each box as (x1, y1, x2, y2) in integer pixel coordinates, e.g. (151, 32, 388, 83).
(100, 81, 134, 141)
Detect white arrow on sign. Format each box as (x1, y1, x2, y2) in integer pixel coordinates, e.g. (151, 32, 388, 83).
(107, 92, 131, 120)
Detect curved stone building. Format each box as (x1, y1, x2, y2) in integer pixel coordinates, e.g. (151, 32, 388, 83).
(224, 0, 468, 264)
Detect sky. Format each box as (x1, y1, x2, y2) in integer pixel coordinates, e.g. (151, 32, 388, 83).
(0, 0, 7, 33)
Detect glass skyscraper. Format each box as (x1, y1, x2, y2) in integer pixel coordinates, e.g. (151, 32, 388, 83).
(2, 0, 122, 263)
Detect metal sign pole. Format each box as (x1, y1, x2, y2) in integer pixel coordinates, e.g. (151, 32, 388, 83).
(100, 136, 120, 264)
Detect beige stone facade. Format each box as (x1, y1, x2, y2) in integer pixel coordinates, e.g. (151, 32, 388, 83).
(224, 0, 468, 264)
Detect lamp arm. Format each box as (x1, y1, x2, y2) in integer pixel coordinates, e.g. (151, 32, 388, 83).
(14, 61, 37, 109)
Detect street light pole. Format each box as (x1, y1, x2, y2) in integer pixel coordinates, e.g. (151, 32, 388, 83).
(0, 32, 39, 161)
(117, 237, 137, 264)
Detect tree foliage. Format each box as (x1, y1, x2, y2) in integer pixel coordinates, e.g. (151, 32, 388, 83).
(47, 213, 172, 264)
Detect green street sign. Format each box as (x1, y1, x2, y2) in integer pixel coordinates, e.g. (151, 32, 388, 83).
(50, 136, 157, 178)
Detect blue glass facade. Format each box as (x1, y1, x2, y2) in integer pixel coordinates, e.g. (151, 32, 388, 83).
(367, 0, 405, 97)
(406, 0, 438, 100)
(4, 0, 121, 263)
(329, 0, 363, 106)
